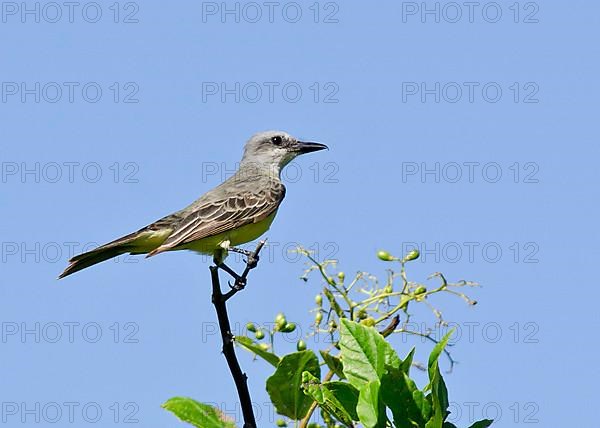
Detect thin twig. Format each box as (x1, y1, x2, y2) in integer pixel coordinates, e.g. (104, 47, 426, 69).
(379, 315, 400, 338)
(210, 240, 266, 428)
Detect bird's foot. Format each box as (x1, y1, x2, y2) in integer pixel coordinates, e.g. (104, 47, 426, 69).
(223, 276, 247, 301)
(243, 240, 266, 269)
(230, 246, 252, 257)
(227, 245, 260, 269)
(246, 253, 259, 269)
(214, 240, 267, 301)
(227, 275, 247, 291)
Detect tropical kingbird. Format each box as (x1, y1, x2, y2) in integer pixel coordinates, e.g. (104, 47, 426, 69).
(58, 131, 327, 279)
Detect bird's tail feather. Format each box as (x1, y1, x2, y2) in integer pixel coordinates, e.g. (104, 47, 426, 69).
(58, 247, 129, 279)
(58, 231, 140, 279)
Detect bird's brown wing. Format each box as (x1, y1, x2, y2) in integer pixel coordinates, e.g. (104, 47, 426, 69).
(147, 183, 286, 256)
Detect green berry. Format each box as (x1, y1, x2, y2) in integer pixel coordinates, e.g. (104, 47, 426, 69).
(403, 249, 420, 262)
(315, 294, 323, 306)
(315, 312, 323, 325)
(255, 330, 265, 340)
(275, 313, 287, 331)
(246, 322, 257, 333)
(360, 317, 376, 327)
(377, 250, 396, 261)
(297, 340, 307, 351)
(282, 322, 296, 333)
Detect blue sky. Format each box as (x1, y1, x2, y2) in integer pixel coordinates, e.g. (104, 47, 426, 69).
(1, 1, 598, 427)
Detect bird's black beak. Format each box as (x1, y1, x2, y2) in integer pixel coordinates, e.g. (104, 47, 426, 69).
(295, 141, 328, 154)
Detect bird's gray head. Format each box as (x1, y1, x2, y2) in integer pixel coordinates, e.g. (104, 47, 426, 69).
(240, 130, 328, 174)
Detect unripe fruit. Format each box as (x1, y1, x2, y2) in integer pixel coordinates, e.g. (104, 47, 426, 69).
(360, 317, 376, 327)
(315, 312, 323, 325)
(282, 322, 296, 333)
(297, 340, 307, 351)
(276, 419, 287, 427)
(275, 313, 287, 331)
(315, 294, 323, 306)
(246, 322, 257, 333)
(337, 271, 345, 281)
(255, 330, 265, 340)
(377, 250, 396, 261)
(414, 286, 427, 295)
(403, 249, 420, 262)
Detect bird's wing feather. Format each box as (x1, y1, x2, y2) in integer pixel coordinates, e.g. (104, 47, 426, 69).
(147, 183, 285, 256)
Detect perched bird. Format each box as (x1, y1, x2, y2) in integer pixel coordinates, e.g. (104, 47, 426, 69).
(58, 131, 327, 279)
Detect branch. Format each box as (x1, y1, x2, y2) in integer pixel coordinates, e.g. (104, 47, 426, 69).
(210, 241, 265, 428)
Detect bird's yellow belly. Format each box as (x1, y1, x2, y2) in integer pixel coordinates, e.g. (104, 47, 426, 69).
(178, 211, 277, 254)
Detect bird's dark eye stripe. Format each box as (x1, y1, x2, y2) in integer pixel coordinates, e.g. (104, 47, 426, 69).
(271, 136, 283, 145)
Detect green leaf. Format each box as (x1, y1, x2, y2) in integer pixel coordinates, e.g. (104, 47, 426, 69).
(383, 339, 402, 370)
(425, 330, 454, 428)
(266, 350, 321, 420)
(162, 397, 236, 428)
(339, 319, 388, 388)
(301, 372, 358, 427)
(325, 382, 360, 421)
(381, 367, 426, 427)
(414, 388, 432, 422)
(468, 420, 494, 428)
(301, 371, 326, 404)
(427, 329, 454, 382)
(235, 335, 280, 368)
(401, 347, 416, 374)
(320, 350, 346, 379)
(356, 380, 385, 428)
(425, 360, 449, 427)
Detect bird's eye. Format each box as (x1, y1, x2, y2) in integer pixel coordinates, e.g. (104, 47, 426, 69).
(271, 136, 283, 145)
